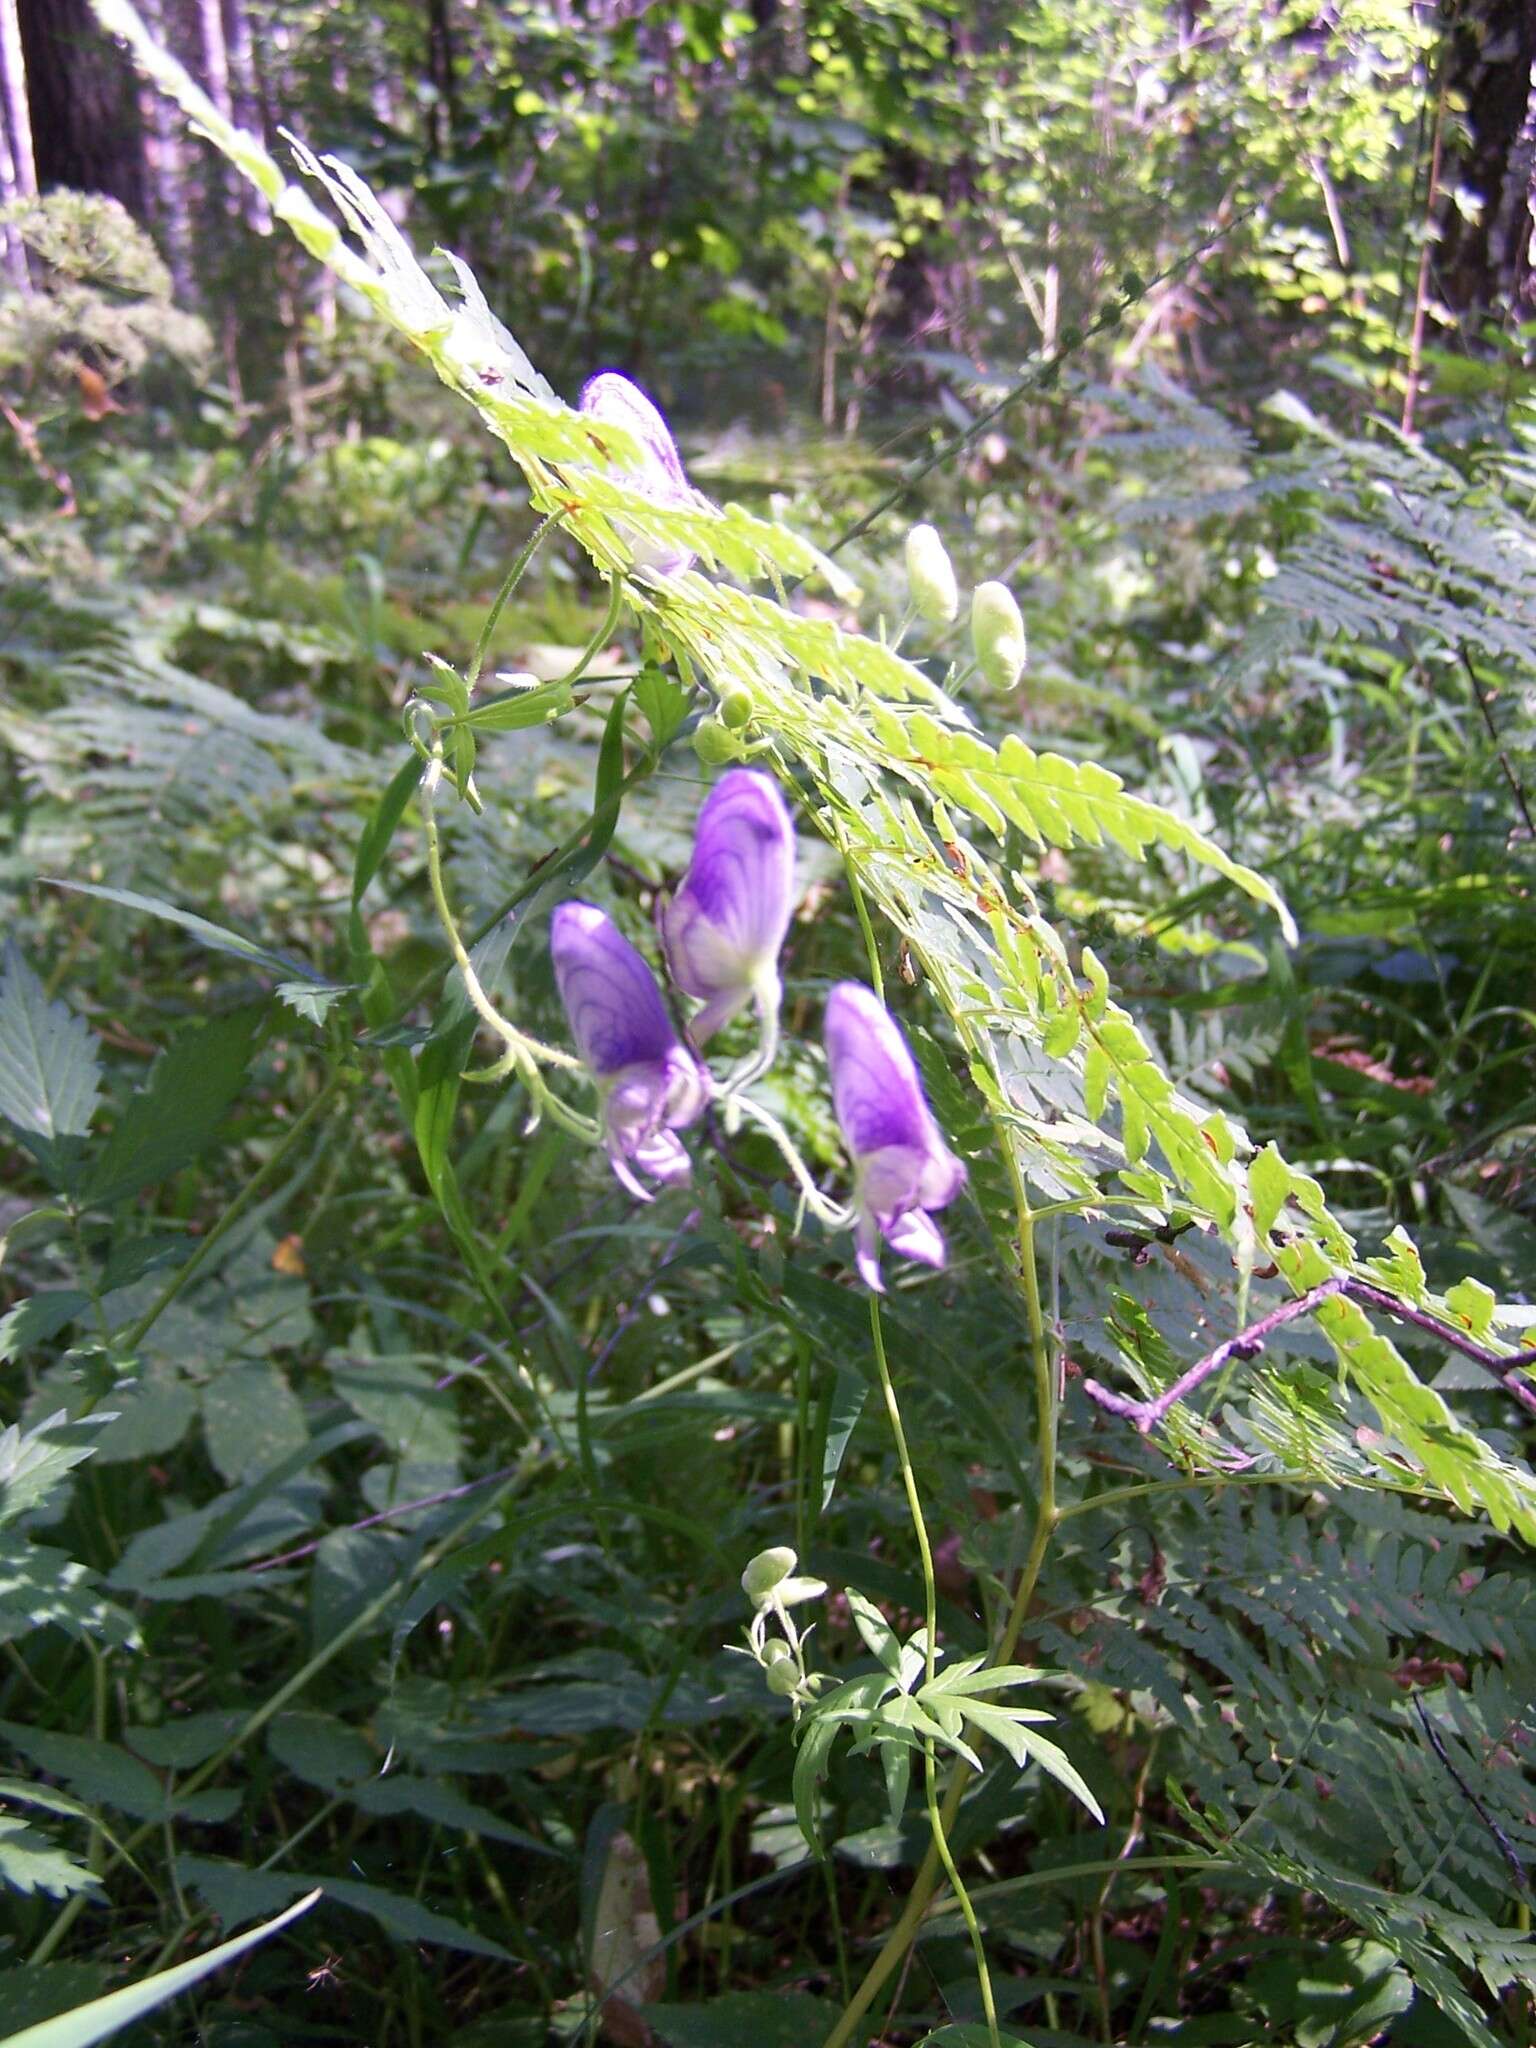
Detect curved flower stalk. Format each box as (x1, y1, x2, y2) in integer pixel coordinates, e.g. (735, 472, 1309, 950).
(578, 371, 695, 579)
(824, 981, 966, 1292)
(551, 902, 708, 1200)
(659, 769, 797, 1078)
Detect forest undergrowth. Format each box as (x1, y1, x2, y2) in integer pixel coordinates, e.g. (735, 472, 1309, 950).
(0, 4, 1533, 2046)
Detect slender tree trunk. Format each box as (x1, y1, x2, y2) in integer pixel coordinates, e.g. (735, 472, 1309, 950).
(0, 0, 33, 287)
(220, 0, 268, 229)
(0, 0, 33, 194)
(15, 0, 146, 215)
(0, 114, 26, 289)
(136, 0, 194, 297)
(424, 0, 458, 153)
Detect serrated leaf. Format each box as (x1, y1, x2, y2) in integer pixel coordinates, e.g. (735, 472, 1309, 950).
(0, 1964, 110, 2036)
(0, 945, 101, 1144)
(0, 1538, 139, 1650)
(350, 1774, 555, 1855)
(818, 1363, 866, 1512)
(0, 1815, 100, 1901)
(633, 663, 689, 749)
(266, 1712, 374, 1793)
(0, 1293, 90, 1364)
(456, 676, 573, 731)
(0, 1723, 169, 1821)
(0, 1413, 113, 1528)
(921, 1663, 1044, 1698)
(84, 1008, 263, 1208)
(275, 980, 357, 1026)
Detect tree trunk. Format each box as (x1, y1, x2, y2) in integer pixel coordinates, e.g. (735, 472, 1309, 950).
(135, 0, 194, 297)
(1439, 0, 1536, 310)
(424, 0, 458, 153)
(0, 0, 33, 286)
(15, 0, 146, 216)
(0, 0, 34, 196)
(220, 0, 269, 229)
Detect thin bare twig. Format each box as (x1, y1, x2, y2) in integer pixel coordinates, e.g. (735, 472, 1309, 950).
(1401, 39, 1450, 438)
(1412, 1693, 1532, 1897)
(247, 1463, 518, 1572)
(1084, 1274, 1536, 1434)
(1459, 646, 1536, 840)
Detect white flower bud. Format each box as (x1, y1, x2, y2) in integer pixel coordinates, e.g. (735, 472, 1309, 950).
(765, 1659, 802, 1696)
(970, 581, 1027, 691)
(904, 523, 959, 626)
(741, 1546, 798, 1606)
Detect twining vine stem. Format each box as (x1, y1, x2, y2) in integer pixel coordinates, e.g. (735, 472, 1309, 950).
(1082, 1274, 1536, 1433)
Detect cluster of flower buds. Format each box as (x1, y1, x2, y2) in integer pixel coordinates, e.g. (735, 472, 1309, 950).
(737, 1545, 827, 1713)
(902, 522, 1027, 692)
(549, 767, 966, 1287)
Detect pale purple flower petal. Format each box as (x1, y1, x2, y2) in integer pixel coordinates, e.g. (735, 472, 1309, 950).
(579, 371, 694, 578)
(659, 770, 796, 1044)
(824, 981, 965, 1291)
(551, 902, 707, 1198)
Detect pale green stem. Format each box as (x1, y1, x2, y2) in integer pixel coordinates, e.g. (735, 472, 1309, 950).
(565, 574, 625, 691)
(868, 1296, 1000, 2048)
(843, 851, 884, 1000)
(418, 750, 600, 1145)
(717, 976, 782, 1094)
(824, 1124, 1056, 2048)
(466, 515, 555, 692)
(728, 1093, 851, 1229)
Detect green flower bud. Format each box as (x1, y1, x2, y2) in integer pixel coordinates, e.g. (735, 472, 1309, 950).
(904, 522, 958, 626)
(760, 1637, 794, 1666)
(719, 688, 754, 730)
(765, 1659, 802, 1696)
(693, 718, 742, 767)
(741, 1545, 798, 1606)
(970, 581, 1027, 691)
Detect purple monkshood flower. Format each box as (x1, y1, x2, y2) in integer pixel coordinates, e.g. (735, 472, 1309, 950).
(578, 371, 694, 578)
(659, 769, 797, 1045)
(824, 981, 966, 1292)
(551, 902, 708, 1200)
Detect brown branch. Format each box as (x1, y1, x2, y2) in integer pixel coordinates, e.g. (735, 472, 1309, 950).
(1, 398, 74, 512)
(1084, 1275, 1536, 1435)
